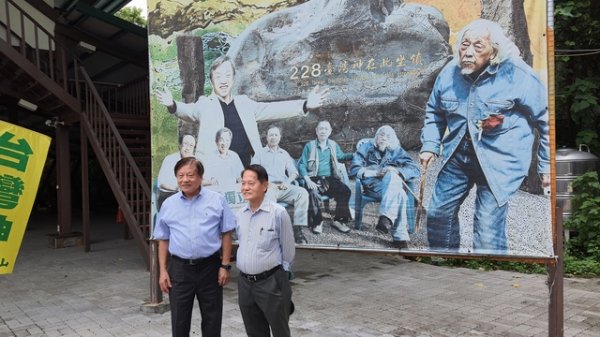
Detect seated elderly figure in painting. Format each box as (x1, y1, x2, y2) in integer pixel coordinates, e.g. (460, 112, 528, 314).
(251, 125, 310, 244)
(350, 125, 420, 249)
(156, 133, 196, 210)
(298, 120, 354, 234)
(203, 127, 245, 207)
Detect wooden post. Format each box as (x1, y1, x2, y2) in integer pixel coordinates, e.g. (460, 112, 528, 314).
(81, 125, 90, 252)
(150, 240, 162, 303)
(176, 35, 205, 104)
(175, 35, 204, 137)
(56, 123, 72, 235)
(49, 122, 83, 248)
(548, 209, 564, 337)
(546, 9, 562, 336)
(142, 240, 168, 313)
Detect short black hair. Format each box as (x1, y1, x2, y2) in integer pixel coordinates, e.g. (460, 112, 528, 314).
(209, 55, 236, 82)
(174, 157, 204, 177)
(178, 133, 194, 145)
(215, 127, 233, 143)
(266, 124, 282, 134)
(241, 164, 269, 183)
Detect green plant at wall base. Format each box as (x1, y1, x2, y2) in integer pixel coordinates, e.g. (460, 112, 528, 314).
(564, 171, 600, 260)
(427, 258, 547, 274)
(420, 257, 599, 278)
(563, 255, 600, 277)
(565, 78, 600, 153)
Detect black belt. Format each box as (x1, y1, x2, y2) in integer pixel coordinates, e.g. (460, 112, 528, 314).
(240, 265, 282, 282)
(170, 251, 219, 265)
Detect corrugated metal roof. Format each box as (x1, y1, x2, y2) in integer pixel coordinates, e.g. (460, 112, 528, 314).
(54, 0, 148, 84)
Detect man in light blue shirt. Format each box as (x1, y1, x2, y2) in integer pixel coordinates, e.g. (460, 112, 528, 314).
(153, 157, 236, 337)
(419, 19, 550, 254)
(236, 164, 295, 337)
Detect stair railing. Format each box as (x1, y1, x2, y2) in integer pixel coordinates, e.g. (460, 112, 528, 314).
(78, 70, 151, 262)
(1, 0, 63, 81)
(0, 0, 151, 267)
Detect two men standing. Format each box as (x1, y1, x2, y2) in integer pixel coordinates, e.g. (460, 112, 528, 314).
(154, 159, 295, 337)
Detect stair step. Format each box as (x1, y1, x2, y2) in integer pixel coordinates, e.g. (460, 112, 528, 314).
(127, 147, 150, 155)
(111, 114, 150, 128)
(47, 102, 66, 112)
(36, 90, 54, 101)
(24, 80, 41, 92)
(117, 129, 149, 136)
(135, 162, 151, 168)
(111, 112, 149, 120)
(123, 138, 150, 145)
(114, 121, 150, 130)
(0, 57, 10, 69)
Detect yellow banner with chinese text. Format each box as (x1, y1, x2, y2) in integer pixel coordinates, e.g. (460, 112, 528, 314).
(0, 120, 51, 274)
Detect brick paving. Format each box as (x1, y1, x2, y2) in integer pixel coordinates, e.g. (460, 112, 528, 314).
(1, 212, 599, 337)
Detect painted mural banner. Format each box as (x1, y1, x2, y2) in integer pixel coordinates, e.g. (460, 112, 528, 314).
(147, 0, 554, 258)
(0, 121, 51, 274)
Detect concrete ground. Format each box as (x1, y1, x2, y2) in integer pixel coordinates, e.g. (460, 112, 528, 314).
(1, 210, 599, 337)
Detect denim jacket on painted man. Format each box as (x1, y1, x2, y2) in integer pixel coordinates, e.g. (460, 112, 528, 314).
(420, 57, 550, 206)
(350, 139, 420, 194)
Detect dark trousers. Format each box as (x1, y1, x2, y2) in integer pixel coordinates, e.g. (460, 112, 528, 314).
(168, 252, 222, 337)
(307, 176, 352, 227)
(238, 268, 292, 337)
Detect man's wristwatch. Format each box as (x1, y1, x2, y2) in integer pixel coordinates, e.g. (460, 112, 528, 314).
(220, 264, 232, 271)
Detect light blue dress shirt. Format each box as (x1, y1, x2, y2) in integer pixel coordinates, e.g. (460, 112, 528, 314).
(153, 188, 236, 259)
(235, 199, 295, 275)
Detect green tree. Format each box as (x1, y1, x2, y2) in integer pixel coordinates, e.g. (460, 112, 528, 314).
(555, 0, 600, 156)
(115, 7, 147, 27)
(564, 172, 600, 260)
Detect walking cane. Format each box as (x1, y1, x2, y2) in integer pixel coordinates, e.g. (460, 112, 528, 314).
(414, 165, 428, 233)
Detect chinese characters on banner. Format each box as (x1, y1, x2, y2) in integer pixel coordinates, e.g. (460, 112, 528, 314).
(0, 120, 51, 274)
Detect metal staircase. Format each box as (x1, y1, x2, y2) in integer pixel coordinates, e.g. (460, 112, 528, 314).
(0, 0, 151, 267)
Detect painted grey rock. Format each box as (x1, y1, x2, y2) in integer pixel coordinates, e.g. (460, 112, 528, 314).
(226, 0, 452, 154)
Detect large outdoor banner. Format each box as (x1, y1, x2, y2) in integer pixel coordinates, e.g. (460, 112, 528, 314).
(0, 121, 51, 274)
(148, 0, 554, 257)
